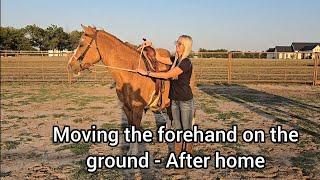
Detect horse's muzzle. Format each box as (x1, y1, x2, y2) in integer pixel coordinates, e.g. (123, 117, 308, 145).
(67, 62, 81, 77)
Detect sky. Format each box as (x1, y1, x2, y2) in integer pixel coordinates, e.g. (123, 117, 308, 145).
(1, 0, 320, 51)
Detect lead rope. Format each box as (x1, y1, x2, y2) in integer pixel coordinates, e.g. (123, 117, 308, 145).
(171, 52, 179, 70)
(138, 45, 144, 69)
(93, 64, 138, 72)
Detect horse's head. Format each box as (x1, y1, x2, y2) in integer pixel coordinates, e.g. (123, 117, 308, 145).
(67, 25, 102, 77)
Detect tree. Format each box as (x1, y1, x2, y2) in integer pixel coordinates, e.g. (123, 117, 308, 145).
(0, 27, 34, 50)
(68, 30, 82, 50)
(199, 48, 228, 52)
(1, 25, 84, 51)
(44, 24, 70, 50)
(23, 24, 46, 50)
(198, 48, 228, 58)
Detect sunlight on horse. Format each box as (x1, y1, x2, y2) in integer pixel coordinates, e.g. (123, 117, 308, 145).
(67, 25, 175, 155)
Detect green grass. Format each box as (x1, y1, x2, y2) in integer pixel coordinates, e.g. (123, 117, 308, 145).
(291, 151, 320, 176)
(1, 120, 9, 124)
(53, 113, 68, 118)
(89, 106, 104, 110)
(100, 122, 119, 130)
(0, 171, 12, 178)
(26, 86, 54, 103)
(70, 143, 91, 155)
(71, 160, 100, 180)
(0, 92, 31, 100)
(7, 115, 28, 120)
(141, 121, 156, 131)
(32, 134, 43, 138)
(72, 96, 101, 107)
(19, 132, 32, 136)
(25, 152, 42, 159)
(195, 90, 220, 114)
(73, 117, 95, 123)
(217, 111, 244, 121)
(313, 137, 320, 148)
(72, 95, 115, 107)
(102, 111, 113, 116)
(200, 102, 219, 114)
(71, 160, 124, 180)
(4, 140, 20, 150)
(56, 143, 91, 155)
(239, 118, 253, 123)
(65, 107, 84, 111)
(17, 100, 30, 105)
(34, 114, 48, 119)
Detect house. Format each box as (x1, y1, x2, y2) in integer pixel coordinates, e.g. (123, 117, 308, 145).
(292, 42, 320, 59)
(266, 42, 320, 59)
(275, 46, 294, 59)
(48, 49, 71, 57)
(266, 48, 275, 59)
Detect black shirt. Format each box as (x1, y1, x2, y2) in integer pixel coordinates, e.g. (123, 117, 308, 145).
(169, 58, 193, 101)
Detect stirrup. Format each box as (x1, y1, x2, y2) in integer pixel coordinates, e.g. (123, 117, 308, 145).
(144, 90, 161, 112)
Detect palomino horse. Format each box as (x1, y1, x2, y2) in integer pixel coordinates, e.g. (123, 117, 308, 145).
(67, 25, 172, 154)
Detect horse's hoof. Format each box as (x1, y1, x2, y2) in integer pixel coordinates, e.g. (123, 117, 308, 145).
(127, 151, 132, 156)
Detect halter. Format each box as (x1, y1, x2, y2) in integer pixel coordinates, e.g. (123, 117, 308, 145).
(70, 30, 146, 73)
(72, 30, 102, 70)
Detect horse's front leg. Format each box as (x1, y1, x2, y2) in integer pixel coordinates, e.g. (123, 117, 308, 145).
(124, 107, 146, 156)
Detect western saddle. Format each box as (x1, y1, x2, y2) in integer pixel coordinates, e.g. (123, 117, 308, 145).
(138, 39, 172, 112)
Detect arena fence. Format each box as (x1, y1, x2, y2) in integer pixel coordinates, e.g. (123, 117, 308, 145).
(1, 51, 319, 85)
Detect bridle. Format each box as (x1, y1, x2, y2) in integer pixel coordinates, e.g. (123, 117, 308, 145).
(69, 29, 145, 74)
(72, 30, 102, 70)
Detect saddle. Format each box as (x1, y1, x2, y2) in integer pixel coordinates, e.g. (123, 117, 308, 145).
(139, 39, 172, 112)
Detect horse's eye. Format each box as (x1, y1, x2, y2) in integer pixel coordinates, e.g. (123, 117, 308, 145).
(79, 44, 84, 48)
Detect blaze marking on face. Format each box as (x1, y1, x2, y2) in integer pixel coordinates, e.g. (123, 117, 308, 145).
(68, 48, 78, 65)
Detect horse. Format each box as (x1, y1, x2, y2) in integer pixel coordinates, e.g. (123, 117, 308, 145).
(67, 25, 172, 155)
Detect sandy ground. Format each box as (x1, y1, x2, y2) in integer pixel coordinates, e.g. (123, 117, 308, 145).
(1, 82, 320, 179)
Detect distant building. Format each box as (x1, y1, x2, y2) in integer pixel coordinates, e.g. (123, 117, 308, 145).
(48, 49, 72, 57)
(266, 48, 275, 59)
(266, 42, 320, 59)
(275, 46, 294, 59)
(292, 42, 320, 59)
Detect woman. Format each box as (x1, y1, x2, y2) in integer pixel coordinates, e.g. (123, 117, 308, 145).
(138, 35, 194, 154)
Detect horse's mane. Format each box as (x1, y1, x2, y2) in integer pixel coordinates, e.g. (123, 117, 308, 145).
(99, 30, 139, 53)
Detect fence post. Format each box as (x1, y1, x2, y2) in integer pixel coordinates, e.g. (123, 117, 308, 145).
(68, 53, 73, 84)
(227, 52, 232, 84)
(94, 65, 97, 83)
(42, 52, 45, 81)
(18, 53, 20, 82)
(198, 68, 202, 84)
(284, 60, 287, 81)
(313, 52, 319, 85)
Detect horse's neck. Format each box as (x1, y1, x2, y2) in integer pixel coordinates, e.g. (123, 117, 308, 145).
(98, 32, 140, 69)
(97, 31, 154, 103)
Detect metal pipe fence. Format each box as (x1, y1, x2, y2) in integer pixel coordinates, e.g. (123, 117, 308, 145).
(1, 51, 319, 85)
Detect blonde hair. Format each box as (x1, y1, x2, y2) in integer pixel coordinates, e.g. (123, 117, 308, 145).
(176, 35, 193, 60)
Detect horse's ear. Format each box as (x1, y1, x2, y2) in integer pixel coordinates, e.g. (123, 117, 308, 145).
(81, 24, 88, 31)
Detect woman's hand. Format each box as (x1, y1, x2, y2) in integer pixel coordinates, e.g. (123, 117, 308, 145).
(137, 69, 148, 76)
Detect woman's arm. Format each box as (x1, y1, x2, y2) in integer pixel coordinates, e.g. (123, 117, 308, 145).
(137, 66, 183, 79)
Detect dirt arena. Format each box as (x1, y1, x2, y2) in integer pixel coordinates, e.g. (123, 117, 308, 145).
(1, 82, 320, 179)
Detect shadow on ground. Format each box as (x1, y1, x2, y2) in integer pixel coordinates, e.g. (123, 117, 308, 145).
(198, 84, 320, 137)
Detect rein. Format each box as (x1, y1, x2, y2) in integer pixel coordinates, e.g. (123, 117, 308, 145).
(93, 64, 137, 73)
